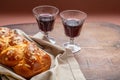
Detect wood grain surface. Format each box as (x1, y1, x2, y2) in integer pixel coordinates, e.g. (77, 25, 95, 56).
(2, 22, 120, 80)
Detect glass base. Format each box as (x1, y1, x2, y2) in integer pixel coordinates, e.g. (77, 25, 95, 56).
(63, 42, 81, 53)
(47, 37, 56, 44)
(44, 32, 56, 44)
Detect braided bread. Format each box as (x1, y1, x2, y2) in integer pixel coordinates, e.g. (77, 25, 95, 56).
(0, 27, 51, 79)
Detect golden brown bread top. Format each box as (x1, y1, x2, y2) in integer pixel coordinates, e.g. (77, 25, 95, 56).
(0, 44, 26, 67)
(13, 43, 51, 78)
(0, 27, 51, 79)
(0, 27, 13, 38)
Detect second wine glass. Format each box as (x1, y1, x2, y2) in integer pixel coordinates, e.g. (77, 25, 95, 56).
(60, 10, 87, 53)
(33, 5, 59, 44)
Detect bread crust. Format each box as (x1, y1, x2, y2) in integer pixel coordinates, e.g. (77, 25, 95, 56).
(0, 27, 51, 78)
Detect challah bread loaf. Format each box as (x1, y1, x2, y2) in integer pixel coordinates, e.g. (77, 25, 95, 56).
(0, 27, 51, 79)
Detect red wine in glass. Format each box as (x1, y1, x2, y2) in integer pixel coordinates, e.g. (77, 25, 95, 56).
(36, 13, 55, 32)
(63, 18, 83, 38)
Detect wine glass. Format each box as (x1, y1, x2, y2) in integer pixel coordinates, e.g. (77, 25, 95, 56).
(32, 5, 59, 44)
(60, 10, 87, 53)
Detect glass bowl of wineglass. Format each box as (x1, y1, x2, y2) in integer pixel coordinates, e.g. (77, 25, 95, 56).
(60, 10, 87, 53)
(33, 5, 59, 44)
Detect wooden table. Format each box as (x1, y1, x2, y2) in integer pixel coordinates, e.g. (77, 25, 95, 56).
(3, 22, 120, 80)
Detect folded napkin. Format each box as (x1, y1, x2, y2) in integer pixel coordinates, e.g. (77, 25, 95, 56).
(0, 31, 86, 80)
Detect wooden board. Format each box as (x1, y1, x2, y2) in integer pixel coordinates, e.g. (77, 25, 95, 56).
(3, 22, 120, 80)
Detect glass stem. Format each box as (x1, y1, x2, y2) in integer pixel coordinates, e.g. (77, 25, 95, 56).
(44, 32, 48, 38)
(70, 38, 74, 45)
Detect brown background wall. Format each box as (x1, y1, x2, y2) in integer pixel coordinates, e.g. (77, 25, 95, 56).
(0, 0, 120, 26)
(0, 0, 120, 14)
